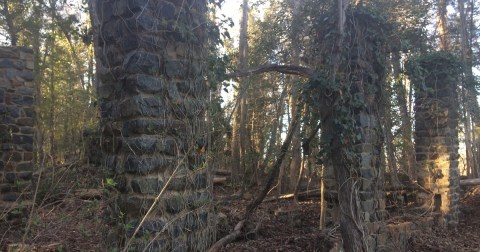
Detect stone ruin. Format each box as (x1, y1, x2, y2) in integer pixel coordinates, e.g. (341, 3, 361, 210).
(91, 0, 215, 250)
(413, 53, 461, 227)
(0, 46, 35, 213)
(0, 15, 463, 252)
(318, 14, 462, 249)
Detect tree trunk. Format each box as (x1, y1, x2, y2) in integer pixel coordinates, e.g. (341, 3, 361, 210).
(437, 0, 449, 51)
(287, 0, 303, 194)
(392, 52, 415, 178)
(1, 0, 18, 46)
(32, 0, 44, 164)
(384, 92, 399, 186)
(458, 0, 478, 178)
(231, 0, 250, 189)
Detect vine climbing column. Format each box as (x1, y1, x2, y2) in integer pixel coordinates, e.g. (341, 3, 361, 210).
(92, 0, 215, 250)
(408, 52, 461, 227)
(318, 7, 388, 251)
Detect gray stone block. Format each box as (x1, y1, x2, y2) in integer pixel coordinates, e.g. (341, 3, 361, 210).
(118, 95, 166, 118)
(165, 195, 185, 214)
(2, 192, 18, 201)
(12, 134, 33, 145)
(124, 155, 172, 174)
(125, 74, 166, 94)
(131, 177, 164, 194)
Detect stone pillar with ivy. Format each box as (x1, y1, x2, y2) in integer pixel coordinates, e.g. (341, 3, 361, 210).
(315, 7, 388, 251)
(92, 0, 215, 250)
(407, 52, 461, 227)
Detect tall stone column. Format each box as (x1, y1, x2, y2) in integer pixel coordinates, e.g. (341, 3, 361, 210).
(0, 47, 35, 215)
(92, 1, 215, 250)
(409, 52, 460, 227)
(317, 8, 387, 251)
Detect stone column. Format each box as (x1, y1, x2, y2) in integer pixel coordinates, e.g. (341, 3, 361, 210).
(317, 8, 387, 251)
(93, 0, 214, 250)
(410, 52, 460, 227)
(0, 47, 35, 214)
(342, 12, 388, 252)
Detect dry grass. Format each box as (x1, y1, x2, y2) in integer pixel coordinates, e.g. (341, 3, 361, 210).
(0, 163, 108, 252)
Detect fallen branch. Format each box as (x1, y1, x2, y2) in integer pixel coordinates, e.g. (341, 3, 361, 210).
(74, 189, 103, 200)
(214, 176, 227, 185)
(460, 178, 480, 186)
(215, 169, 231, 176)
(225, 64, 315, 79)
(208, 111, 300, 252)
(264, 189, 321, 202)
(207, 220, 245, 252)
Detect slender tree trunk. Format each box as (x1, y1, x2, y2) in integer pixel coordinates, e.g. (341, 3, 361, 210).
(32, 0, 44, 164)
(231, 0, 249, 189)
(319, 165, 326, 229)
(384, 93, 399, 186)
(263, 86, 287, 170)
(1, 0, 18, 46)
(392, 52, 415, 178)
(286, 89, 302, 192)
(287, 0, 303, 193)
(48, 34, 57, 162)
(458, 0, 479, 178)
(231, 100, 242, 184)
(437, 0, 449, 51)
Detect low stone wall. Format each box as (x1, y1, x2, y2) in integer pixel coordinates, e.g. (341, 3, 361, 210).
(0, 46, 35, 212)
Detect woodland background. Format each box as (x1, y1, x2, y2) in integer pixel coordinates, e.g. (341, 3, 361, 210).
(0, 0, 480, 251)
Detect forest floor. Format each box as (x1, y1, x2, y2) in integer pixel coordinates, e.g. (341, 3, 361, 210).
(1, 164, 480, 251)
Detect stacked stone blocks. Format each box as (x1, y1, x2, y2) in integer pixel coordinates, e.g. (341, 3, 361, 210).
(412, 53, 461, 227)
(321, 10, 387, 251)
(0, 47, 35, 211)
(94, 0, 214, 250)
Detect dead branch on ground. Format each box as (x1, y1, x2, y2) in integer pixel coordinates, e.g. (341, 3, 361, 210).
(208, 112, 300, 252)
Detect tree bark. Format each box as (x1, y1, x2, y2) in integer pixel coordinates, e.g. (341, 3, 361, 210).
(231, 0, 250, 189)
(287, 0, 303, 193)
(437, 0, 449, 51)
(392, 52, 415, 178)
(458, 0, 478, 178)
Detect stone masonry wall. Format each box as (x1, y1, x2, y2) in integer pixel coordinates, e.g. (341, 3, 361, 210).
(92, 0, 214, 250)
(0, 47, 35, 212)
(412, 53, 460, 227)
